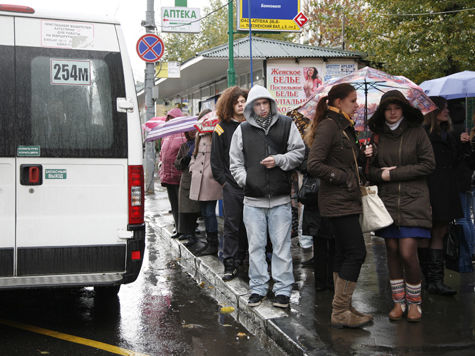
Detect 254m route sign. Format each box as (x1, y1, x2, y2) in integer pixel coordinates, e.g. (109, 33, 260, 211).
(136, 34, 164, 63)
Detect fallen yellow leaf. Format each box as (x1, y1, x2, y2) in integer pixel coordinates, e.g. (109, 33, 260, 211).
(220, 306, 235, 314)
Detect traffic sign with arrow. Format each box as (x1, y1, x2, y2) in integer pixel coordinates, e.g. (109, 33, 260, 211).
(293, 12, 308, 28)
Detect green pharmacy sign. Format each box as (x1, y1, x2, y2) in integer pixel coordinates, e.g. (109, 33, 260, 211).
(161, 7, 201, 33)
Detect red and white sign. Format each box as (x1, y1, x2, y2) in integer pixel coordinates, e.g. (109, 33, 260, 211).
(293, 12, 308, 28)
(136, 34, 165, 63)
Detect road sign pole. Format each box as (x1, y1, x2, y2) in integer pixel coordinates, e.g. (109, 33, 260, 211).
(144, 0, 156, 194)
(248, 0, 253, 87)
(227, 0, 235, 86)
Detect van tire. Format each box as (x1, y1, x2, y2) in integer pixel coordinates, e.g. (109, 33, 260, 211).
(94, 285, 121, 297)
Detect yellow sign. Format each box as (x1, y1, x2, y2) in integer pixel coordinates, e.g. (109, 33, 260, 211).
(155, 62, 180, 78)
(237, 0, 301, 32)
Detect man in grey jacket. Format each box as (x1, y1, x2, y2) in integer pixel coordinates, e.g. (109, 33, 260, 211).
(229, 85, 305, 308)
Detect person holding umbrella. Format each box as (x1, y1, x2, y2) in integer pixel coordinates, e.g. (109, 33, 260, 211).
(367, 90, 435, 322)
(189, 109, 223, 256)
(307, 83, 373, 328)
(419, 96, 467, 295)
(158, 107, 186, 238)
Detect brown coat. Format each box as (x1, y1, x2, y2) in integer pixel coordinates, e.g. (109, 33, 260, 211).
(189, 134, 223, 201)
(367, 121, 435, 228)
(307, 110, 362, 217)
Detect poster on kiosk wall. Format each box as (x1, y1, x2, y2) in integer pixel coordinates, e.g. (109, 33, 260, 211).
(266, 63, 357, 114)
(266, 65, 324, 114)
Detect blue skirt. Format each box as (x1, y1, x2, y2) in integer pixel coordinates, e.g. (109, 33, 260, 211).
(376, 224, 431, 239)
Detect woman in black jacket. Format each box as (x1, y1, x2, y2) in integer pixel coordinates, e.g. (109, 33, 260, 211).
(419, 96, 467, 295)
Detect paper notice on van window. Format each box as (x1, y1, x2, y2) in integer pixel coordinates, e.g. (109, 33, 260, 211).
(42, 21, 94, 49)
(51, 59, 91, 86)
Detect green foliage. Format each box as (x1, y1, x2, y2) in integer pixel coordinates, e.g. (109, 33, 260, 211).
(353, 0, 475, 83)
(302, 0, 475, 83)
(302, 0, 367, 50)
(163, 0, 294, 63)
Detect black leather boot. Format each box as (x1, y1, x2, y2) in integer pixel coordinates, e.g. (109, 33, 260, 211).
(427, 249, 457, 296)
(195, 231, 218, 257)
(315, 238, 331, 291)
(418, 248, 430, 287)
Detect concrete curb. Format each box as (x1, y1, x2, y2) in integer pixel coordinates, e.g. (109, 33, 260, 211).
(146, 214, 308, 356)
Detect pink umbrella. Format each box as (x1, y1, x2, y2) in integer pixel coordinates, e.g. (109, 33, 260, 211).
(295, 67, 437, 131)
(194, 111, 220, 134)
(144, 115, 197, 142)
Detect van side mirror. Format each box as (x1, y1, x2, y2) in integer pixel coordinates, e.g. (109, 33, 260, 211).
(117, 98, 134, 113)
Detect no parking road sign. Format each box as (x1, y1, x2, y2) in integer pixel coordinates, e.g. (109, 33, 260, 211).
(136, 34, 164, 63)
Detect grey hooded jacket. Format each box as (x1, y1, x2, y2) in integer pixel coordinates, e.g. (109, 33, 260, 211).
(229, 85, 305, 208)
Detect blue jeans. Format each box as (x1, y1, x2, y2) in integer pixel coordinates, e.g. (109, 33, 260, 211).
(243, 203, 294, 297)
(461, 191, 475, 254)
(199, 200, 218, 233)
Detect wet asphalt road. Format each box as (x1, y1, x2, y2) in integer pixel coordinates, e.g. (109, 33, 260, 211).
(0, 216, 269, 355)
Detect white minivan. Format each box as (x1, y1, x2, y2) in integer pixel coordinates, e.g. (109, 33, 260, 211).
(0, 4, 144, 295)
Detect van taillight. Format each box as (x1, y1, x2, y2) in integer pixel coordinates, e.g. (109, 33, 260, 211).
(128, 165, 144, 225)
(0, 4, 35, 13)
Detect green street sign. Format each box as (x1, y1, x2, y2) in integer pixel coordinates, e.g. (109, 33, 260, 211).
(45, 169, 67, 179)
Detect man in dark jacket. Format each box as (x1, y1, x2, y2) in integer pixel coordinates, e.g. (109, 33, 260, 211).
(230, 85, 305, 308)
(211, 86, 248, 281)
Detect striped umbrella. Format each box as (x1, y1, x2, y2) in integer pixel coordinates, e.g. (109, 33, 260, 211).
(143, 116, 166, 133)
(144, 115, 197, 142)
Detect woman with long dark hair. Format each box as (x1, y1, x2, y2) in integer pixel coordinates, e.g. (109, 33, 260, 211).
(419, 96, 466, 295)
(307, 83, 373, 328)
(367, 90, 435, 322)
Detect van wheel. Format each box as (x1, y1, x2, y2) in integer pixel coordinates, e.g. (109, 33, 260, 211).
(94, 285, 121, 298)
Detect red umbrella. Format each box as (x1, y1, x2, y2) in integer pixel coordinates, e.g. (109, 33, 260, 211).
(194, 111, 220, 134)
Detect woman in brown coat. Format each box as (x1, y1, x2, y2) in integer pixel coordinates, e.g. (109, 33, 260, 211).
(307, 83, 373, 328)
(367, 90, 435, 322)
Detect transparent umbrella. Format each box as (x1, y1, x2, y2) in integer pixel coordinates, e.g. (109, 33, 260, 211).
(295, 67, 437, 132)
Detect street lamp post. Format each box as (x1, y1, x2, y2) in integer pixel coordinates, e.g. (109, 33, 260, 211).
(144, 0, 156, 194)
(227, 0, 236, 86)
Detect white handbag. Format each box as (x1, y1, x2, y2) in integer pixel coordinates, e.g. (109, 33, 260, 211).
(343, 130, 393, 233)
(359, 185, 393, 233)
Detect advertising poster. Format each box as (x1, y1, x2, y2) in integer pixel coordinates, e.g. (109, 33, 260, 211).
(324, 63, 357, 81)
(267, 65, 324, 114)
(237, 0, 301, 32)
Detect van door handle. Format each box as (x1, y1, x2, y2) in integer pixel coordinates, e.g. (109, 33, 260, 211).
(20, 164, 43, 185)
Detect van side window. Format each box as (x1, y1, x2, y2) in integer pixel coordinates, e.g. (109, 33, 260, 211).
(0, 45, 15, 157)
(16, 48, 127, 158)
(31, 57, 113, 150)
